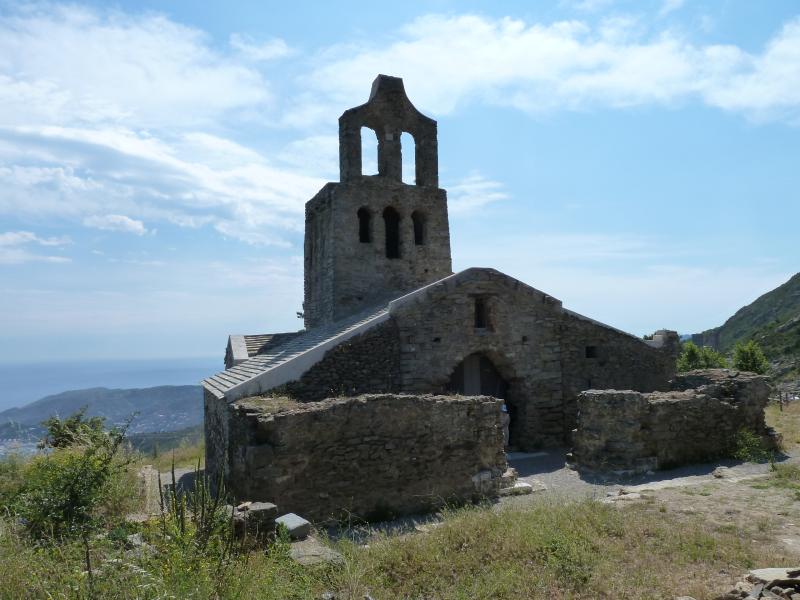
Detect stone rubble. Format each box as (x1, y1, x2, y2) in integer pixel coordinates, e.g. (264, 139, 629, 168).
(713, 568, 800, 599)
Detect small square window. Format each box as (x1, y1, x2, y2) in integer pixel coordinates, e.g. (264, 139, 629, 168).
(585, 346, 598, 359)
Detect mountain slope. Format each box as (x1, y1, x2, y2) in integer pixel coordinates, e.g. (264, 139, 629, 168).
(0, 385, 202, 441)
(693, 272, 800, 382)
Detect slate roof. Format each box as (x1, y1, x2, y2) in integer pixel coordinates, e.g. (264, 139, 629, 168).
(203, 303, 390, 401)
(243, 332, 303, 357)
(204, 267, 657, 403)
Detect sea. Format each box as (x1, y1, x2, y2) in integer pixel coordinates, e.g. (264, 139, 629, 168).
(0, 357, 220, 412)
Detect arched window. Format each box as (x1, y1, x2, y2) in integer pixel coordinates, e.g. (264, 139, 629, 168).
(357, 207, 371, 243)
(383, 207, 400, 259)
(401, 131, 415, 184)
(411, 211, 425, 245)
(360, 127, 378, 175)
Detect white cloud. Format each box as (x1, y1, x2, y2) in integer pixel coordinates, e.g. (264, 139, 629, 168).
(447, 174, 510, 214)
(0, 5, 270, 129)
(0, 231, 70, 247)
(296, 14, 800, 124)
(230, 33, 292, 62)
(83, 214, 149, 235)
(0, 5, 326, 247)
(0, 230, 71, 264)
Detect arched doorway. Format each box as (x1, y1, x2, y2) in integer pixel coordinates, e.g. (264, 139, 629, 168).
(446, 353, 515, 447)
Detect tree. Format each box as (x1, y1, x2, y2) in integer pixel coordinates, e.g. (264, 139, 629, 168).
(676, 341, 728, 372)
(733, 340, 770, 374)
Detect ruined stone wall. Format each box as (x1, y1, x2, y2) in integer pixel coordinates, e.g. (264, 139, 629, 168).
(572, 369, 772, 474)
(559, 313, 676, 434)
(207, 394, 507, 523)
(277, 319, 401, 401)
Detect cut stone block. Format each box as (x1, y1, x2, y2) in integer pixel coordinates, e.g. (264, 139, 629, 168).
(276, 512, 311, 540)
(749, 568, 800, 583)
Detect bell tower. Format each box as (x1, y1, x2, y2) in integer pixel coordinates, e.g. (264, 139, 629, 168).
(303, 75, 453, 329)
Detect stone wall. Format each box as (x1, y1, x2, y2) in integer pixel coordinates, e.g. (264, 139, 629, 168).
(559, 314, 677, 434)
(387, 268, 675, 449)
(277, 319, 401, 401)
(289, 268, 676, 450)
(205, 393, 507, 523)
(572, 369, 773, 474)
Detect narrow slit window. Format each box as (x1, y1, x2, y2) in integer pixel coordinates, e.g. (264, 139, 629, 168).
(585, 346, 598, 359)
(474, 298, 489, 329)
(357, 207, 371, 243)
(411, 211, 425, 245)
(383, 206, 400, 259)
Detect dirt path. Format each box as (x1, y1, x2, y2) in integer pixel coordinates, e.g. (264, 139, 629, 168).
(505, 449, 800, 557)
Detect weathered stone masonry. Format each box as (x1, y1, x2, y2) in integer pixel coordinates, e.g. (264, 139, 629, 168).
(205, 394, 507, 522)
(276, 319, 401, 401)
(572, 369, 774, 474)
(267, 268, 677, 449)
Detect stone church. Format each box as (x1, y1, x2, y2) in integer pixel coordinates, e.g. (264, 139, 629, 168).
(202, 74, 678, 455)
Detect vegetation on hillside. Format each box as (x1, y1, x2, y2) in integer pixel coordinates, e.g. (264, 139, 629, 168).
(732, 340, 770, 375)
(694, 272, 800, 382)
(676, 341, 728, 372)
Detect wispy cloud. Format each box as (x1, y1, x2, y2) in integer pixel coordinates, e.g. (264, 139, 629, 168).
(447, 173, 509, 214)
(0, 230, 71, 264)
(229, 33, 292, 62)
(83, 214, 149, 235)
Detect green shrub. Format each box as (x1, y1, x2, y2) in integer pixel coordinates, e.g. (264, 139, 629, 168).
(12, 411, 131, 540)
(732, 428, 772, 463)
(38, 406, 109, 449)
(676, 341, 728, 372)
(0, 453, 26, 509)
(733, 340, 770, 374)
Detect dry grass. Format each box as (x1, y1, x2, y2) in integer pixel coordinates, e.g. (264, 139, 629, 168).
(146, 440, 205, 472)
(2, 493, 788, 599)
(324, 497, 790, 600)
(766, 399, 800, 449)
(236, 394, 301, 414)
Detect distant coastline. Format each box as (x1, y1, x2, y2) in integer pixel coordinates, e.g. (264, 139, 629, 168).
(0, 357, 219, 412)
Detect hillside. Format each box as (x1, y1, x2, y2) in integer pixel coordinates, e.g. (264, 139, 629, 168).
(0, 385, 203, 442)
(693, 272, 800, 383)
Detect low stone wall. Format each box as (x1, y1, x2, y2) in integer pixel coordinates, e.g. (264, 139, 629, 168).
(205, 393, 507, 522)
(572, 369, 773, 474)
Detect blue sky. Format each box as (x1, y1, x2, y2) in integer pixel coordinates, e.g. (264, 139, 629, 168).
(0, 0, 798, 362)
